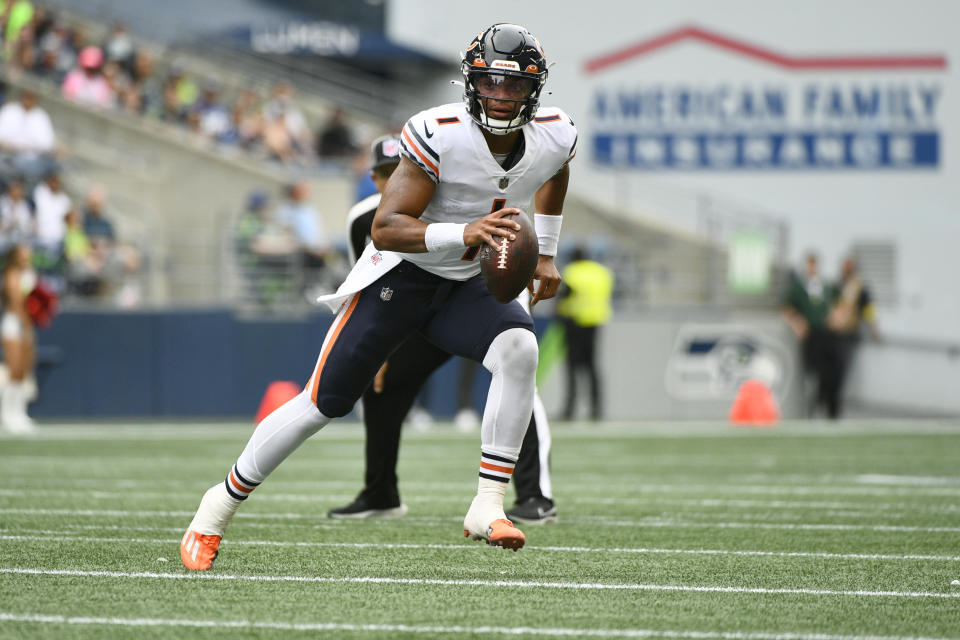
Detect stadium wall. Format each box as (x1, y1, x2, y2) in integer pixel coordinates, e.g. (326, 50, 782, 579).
(31, 310, 806, 420)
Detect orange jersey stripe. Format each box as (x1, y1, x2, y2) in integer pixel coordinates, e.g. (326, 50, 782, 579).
(480, 461, 515, 474)
(229, 471, 253, 493)
(401, 129, 439, 176)
(309, 293, 361, 404)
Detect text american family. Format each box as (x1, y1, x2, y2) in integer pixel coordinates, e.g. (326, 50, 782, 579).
(592, 82, 941, 168)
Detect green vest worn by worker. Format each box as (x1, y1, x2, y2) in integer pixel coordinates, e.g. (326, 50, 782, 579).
(557, 259, 614, 327)
(1, 0, 34, 59)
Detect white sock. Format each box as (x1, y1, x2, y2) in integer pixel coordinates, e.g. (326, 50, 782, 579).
(188, 483, 240, 536)
(466, 478, 510, 529)
(2, 381, 31, 427)
(476, 476, 507, 506)
(1, 383, 15, 424)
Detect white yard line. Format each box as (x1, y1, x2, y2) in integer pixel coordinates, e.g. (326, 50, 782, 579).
(1, 533, 958, 563)
(855, 474, 960, 486)
(558, 518, 960, 533)
(1, 568, 958, 599)
(1, 488, 957, 514)
(2, 507, 959, 533)
(4, 481, 960, 497)
(0, 612, 956, 640)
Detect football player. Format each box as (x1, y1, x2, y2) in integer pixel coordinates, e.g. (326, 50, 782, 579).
(181, 23, 575, 570)
(329, 134, 557, 524)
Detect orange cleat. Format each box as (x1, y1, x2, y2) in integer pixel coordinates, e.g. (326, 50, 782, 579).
(180, 529, 222, 570)
(463, 518, 526, 551)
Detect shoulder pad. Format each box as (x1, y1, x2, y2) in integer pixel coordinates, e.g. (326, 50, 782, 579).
(533, 106, 578, 163)
(399, 104, 462, 183)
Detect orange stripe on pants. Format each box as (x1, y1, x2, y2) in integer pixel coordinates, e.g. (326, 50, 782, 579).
(308, 293, 361, 405)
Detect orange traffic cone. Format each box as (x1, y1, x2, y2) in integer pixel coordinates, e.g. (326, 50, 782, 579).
(255, 380, 301, 425)
(728, 379, 780, 427)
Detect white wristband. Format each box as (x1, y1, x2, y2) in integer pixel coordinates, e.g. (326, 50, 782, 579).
(424, 223, 467, 252)
(534, 213, 563, 257)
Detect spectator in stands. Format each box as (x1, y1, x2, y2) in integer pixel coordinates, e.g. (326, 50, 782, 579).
(236, 189, 296, 257)
(62, 206, 102, 296)
(782, 252, 835, 417)
(33, 39, 60, 80)
(276, 180, 328, 284)
(11, 5, 49, 71)
(62, 45, 113, 109)
(166, 62, 198, 114)
(101, 59, 133, 106)
(81, 184, 115, 244)
(33, 19, 74, 82)
(262, 107, 296, 163)
(235, 189, 297, 308)
(32, 168, 70, 255)
(231, 88, 264, 150)
(103, 22, 134, 73)
(0, 177, 34, 250)
(160, 78, 185, 123)
(26, 4, 50, 46)
(62, 207, 88, 261)
(556, 246, 615, 421)
(317, 107, 355, 158)
(194, 82, 231, 143)
(264, 82, 313, 158)
(67, 22, 87, 56)
(0, 88, 55, 183)
(127, 50, 160, 116)
(820, 256, 881, 419)
(9, 19, 35, 69)
(1, 0, 34, 61)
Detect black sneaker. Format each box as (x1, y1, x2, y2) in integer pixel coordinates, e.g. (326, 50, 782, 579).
(327, 495, 408, 519)
(505, 497, 557, 525)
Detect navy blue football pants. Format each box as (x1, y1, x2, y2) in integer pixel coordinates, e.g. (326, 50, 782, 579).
(307, 260, 533, 420)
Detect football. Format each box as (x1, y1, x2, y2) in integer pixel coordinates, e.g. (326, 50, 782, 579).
(479, 211, 539, 303)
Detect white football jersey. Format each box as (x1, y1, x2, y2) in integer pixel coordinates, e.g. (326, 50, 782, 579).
(397, 102, 577, 280)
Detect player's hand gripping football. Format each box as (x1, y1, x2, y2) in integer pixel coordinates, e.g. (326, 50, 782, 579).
(464, 207, 523, 252)
(528, 255, 561, 306)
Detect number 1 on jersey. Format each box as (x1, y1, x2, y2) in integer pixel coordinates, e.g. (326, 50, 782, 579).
(461, 198, 506, 261)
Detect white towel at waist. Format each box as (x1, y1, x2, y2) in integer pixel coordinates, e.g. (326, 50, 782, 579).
(316, 242, 402, 312)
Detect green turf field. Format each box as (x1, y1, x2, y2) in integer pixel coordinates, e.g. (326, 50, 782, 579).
(1, 420, 959, 639)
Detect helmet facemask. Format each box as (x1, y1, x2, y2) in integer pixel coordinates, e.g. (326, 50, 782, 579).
(464, 69, 542, 135)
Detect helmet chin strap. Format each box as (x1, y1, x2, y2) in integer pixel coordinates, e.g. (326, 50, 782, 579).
(482, 121, 517, 135)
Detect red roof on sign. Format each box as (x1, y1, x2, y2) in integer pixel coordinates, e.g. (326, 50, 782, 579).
(583, 25, 947, 74)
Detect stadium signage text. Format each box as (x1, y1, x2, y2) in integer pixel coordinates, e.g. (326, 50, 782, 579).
(251, 22, 360, 56)
(585, 28, 946, 171)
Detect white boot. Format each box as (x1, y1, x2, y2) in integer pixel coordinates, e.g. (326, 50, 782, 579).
(23, 374, 37, 402)
(2, 382, 36, 435)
